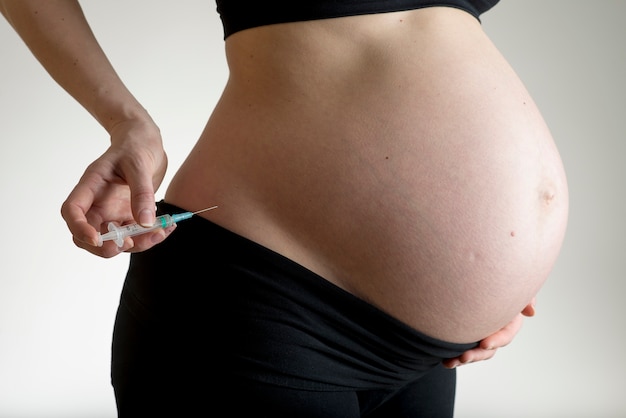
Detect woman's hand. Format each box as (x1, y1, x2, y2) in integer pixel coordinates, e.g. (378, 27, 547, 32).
(1, 1, 173, 258)
(60, 117, 169, 258)
(443, 299, 537, 368)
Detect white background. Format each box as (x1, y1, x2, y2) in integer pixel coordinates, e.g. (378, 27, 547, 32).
(1, 1, 624, 417)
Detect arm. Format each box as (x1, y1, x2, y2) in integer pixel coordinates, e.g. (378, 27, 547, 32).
(1, 0, 140, 129)
(1, 0, 168, 256)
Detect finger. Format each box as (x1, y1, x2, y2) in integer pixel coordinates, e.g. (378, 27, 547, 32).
(443, 343, 500, 369)
(480, 313, 525, 350)
(442, 358, 461, 369)
(72, 235, 131, 258)
(61, 185, 100, 247)
(123, 226, 175, 253)
(121, 160, 157, 227)
(469, 346, 497, 361)
(443, 351, 491, 369)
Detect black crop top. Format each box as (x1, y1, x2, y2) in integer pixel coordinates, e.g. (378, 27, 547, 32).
(216, 0, 500, 39)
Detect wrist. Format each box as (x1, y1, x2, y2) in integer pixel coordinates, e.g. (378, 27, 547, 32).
(90, 82, 153, 134)
(108, 117, 163, 150)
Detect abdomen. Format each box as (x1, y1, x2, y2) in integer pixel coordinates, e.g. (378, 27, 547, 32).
(167, 8, 569, 343)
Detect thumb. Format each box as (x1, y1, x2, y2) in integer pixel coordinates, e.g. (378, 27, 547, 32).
(126, 173, 156, 227)
(135, 196, 157, 227)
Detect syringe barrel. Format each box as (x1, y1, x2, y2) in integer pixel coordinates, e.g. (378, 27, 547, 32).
(98, 214, 176, 247)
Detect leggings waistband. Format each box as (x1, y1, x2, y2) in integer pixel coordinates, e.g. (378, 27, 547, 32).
(122, 200, 477, 390)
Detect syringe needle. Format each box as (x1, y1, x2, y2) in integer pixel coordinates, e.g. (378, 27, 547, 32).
(192, 205, 218, 215)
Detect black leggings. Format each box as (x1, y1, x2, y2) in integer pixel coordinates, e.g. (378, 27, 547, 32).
(222, 364, 458, 417)
(111, 201, 476, 417)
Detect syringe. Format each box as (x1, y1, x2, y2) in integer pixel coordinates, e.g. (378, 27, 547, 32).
(98, 206, 218, 247)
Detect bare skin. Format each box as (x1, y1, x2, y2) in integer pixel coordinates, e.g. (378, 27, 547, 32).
(0, 2, 568, 366)
(167, 9, 568, 343)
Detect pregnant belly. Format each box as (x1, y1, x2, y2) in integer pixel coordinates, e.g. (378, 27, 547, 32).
(169, 98, 568, 344)
(220, 76, 569, 343)
(289, 126, 567, 344)
(167, 79, 568, 344)
(167, 11, 569, 343)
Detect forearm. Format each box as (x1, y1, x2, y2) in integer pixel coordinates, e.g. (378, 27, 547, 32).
(0, 0, 150, 133)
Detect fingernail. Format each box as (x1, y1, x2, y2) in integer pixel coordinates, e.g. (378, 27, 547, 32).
(139, 209, 154, 227)
(87, 235, 100, 247)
